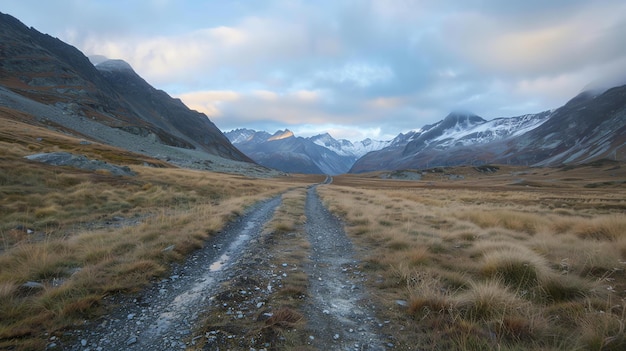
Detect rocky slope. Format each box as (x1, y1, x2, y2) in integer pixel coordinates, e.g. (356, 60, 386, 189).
(0, 12, 252, 169)
(500, 86, 626, 166)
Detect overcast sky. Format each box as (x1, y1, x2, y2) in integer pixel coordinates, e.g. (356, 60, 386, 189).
(4, 0, 626, 141)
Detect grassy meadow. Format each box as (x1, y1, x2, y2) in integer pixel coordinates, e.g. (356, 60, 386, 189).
(319, 170, 626, 350)
(0, 113, 320, 350)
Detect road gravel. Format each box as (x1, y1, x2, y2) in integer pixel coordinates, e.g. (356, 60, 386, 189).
(66, 196, 282, 351)
(302, 183, 389, 350)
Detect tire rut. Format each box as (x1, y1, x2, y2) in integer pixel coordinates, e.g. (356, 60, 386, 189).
(303, 183, 389, 350)
(68, 195, 283, 351)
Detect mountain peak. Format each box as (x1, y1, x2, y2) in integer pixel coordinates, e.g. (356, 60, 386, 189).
(438, 111, 485, 131)
(268, 129, 294, 141)
(310, 132, 335, 144)
(95, 59, 135, 73)
(444, 111, 484, 123)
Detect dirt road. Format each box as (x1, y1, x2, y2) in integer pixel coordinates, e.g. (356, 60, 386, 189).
(68, 196, 282, 351)
(303, 184, 389, 350)
(68, 181, 391, 350)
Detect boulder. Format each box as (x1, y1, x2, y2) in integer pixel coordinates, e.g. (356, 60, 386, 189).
(24, 152, 135, 176)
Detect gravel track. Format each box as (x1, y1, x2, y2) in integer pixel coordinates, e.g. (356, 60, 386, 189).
(66, 196, 282, 351)
(303, 182, 389, 350)
(64, 179, 392, 351)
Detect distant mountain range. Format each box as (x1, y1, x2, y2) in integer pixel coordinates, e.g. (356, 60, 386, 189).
(229, 85, 626, 175)
(225, 129, 390, 174)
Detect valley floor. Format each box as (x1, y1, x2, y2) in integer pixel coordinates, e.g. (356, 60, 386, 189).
(70, 166, 626, 350)
(1, 117, 625, 350)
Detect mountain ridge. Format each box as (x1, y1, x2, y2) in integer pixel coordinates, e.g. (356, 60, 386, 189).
(0, 12, 254, 172)
(1, 11, 624, 176)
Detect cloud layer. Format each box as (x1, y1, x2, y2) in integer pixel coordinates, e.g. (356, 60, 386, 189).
(4, 0, 626, 141)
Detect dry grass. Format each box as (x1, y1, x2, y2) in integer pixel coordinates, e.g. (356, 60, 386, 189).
(0, 115, 320, 349)
(318, 172, 626, 350)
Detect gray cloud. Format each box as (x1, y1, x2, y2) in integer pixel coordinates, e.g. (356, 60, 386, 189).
(3, 0, 625, 141)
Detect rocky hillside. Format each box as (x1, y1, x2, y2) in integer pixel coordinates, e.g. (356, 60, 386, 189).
(500, 86, 626, 166)
(0, 12, 252, 167)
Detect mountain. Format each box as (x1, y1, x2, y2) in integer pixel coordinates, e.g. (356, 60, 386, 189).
(309, 133, 392, 158)
(0, 12, 252, 170)
(350, 86, 626, 173)
(401, 112, 487, 155)
(225, 129, 389, 174)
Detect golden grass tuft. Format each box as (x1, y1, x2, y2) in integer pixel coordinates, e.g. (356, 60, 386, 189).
(456, 280, 528, 320)
(405, 269, 457, 318)
(264, 307, 304, 328)
(578, 308, 626, 351)
(0, 282, 18, 299)
(539, 273, 593, 302)
(478, 245, 550, 291)
(573, 214, 626, 241)
(456, 209, 546, 235)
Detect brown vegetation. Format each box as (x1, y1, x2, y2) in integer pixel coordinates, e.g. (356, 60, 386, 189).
(319, 168, 626, 350)
(2, 109, 625, 350)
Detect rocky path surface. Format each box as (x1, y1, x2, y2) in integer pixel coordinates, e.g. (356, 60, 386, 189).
(303, 183, 390, 350)
(67, 196, 282, 351)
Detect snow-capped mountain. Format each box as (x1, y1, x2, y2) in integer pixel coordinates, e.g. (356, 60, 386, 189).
(351, 111, 554, 172)
(309, 133, 391, 158)
(403, 111, 552, 154)
(225, 129, 370, 174)
(351, 85, 626, 173)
